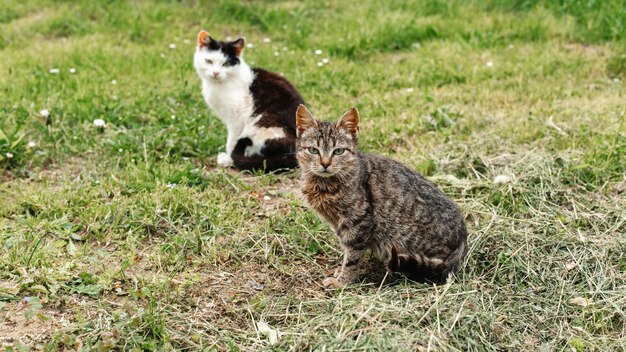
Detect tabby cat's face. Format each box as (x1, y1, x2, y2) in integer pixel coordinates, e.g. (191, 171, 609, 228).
(295, 105, 360, 178)
(194, 30, 244, 82)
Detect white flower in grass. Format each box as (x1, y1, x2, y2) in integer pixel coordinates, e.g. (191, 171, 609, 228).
(183, 39, 191, 45)
(39, 109, 50, 117)
(262, 37, 271, 43)
(69, 68, 76, 73)
(314, 49, 322, 55)
(493, 175, 511, 184)
(486, 61, 494, 68)
(406, 88, 414, 93)
(111, 79, 117, 85)
(19, 297, 31, 305)
(322, 58, 329, 64)
(49, 68, 60, 74)
(171, 115, 176, 120)
(257, 321, 278, 345)
(282, 47, 288, 51)
(169, 43, 177, 49)
(317, 62, 324, 67)
(167, 183, 177, 189)
(569, 297, 592, 307)
(246, 43, 254, 49)
(5, 153, 13, 158)
(93, 119, 106, 127)
(565, 262, 577, 271)
(28, 141, 37, 148)
(273, 51, 279, 56)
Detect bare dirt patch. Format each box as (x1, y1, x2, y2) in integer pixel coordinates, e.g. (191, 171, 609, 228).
(0, 301, 63, 347)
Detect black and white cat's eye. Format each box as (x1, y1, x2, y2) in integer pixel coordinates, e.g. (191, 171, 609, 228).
(333, 148, 346, 155)
(223, 61, 233, 67)
(307, 147, 320, 155)
(205, 59, 213, 64)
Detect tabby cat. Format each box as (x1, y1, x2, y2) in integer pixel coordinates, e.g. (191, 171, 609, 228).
(194, 30, 305, 171)
(295, 105, 468, 287)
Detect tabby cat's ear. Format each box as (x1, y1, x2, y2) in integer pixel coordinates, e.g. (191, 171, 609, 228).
(337, 107, 359, 136)
(232, 37, 245, 57)
(197, 30, 212, 48)
(296, 104, 317, 136)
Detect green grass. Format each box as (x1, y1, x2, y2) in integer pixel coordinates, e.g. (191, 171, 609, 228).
(1, 0, 625, 350)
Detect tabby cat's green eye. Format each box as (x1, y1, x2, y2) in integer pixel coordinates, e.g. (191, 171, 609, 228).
(308, 147, 319, 154)
(333, 148, 346, 155)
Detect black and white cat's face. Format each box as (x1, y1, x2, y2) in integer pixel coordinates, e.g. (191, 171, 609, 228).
(194, 30, 245, 82)
(295, 105, 360, 178)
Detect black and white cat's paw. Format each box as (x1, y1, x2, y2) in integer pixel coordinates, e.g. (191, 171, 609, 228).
(217, 152, 233, 167)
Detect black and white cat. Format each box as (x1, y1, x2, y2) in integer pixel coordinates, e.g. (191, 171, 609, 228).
(193, 30, 304, 171)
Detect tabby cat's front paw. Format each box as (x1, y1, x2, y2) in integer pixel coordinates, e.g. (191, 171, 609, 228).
(322, 277, 345, 289)
(333, 267, 342, 278)
(217, 152, 233, 167)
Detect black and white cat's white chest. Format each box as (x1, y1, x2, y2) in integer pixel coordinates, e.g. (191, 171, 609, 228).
(200, 66, 255, 126)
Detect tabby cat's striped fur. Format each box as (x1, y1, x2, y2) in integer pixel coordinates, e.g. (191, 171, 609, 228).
(295, 105, 468, 287)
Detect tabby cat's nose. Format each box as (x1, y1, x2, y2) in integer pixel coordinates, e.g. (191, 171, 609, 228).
(320, 159, 331, 169)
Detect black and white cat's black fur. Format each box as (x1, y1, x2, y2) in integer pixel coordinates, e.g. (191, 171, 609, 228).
(194, 30, 304, 171)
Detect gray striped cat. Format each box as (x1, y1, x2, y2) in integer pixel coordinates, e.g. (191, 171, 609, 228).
(295, 105, 468, 288)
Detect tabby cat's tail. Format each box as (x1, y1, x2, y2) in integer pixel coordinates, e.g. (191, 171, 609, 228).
(387, 241, 467, 284)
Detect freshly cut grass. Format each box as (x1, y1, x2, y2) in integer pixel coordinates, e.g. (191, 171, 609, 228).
(1, 0, 625, 350)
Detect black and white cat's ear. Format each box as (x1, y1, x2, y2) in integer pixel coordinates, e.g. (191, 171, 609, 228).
(232, 37, 245, 57)
(337, 107, 359, 136)
(296, 104, 317, 136)
(197, 30, 213, 48)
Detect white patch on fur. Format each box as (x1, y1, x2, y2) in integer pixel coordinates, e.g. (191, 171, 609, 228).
(239, 115, 286, 157)
(423, 256, 444, 265)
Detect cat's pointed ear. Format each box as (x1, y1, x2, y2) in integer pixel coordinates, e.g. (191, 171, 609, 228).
(296, 104, 317, 136)
(232, 37, 245, 57)
(337, 107, 359, 136)
(197, 30, 212, 48)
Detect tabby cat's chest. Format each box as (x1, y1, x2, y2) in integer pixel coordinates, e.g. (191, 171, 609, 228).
(302, 179, 370, 232)
(302, 187, 347, 229)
